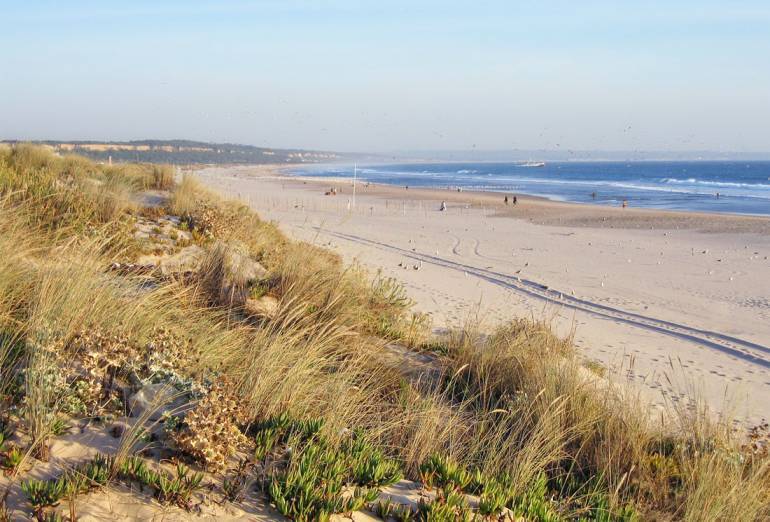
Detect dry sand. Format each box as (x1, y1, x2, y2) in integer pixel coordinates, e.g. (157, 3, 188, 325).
(195, 165, 770, 427)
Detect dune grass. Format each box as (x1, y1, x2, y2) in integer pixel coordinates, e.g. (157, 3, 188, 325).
(0, 145, 768, 520)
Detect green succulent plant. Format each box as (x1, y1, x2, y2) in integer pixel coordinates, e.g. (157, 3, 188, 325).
(118, 456, 203, 510)
(418, 454, 471, 492)
(259, 414, 402, 521)
(21, 478, 66, 510)
(371, 499, 415, 521)
(1, 445, 24, 471)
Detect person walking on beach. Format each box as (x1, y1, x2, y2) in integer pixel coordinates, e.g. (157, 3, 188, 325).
(504, 196, 509, 205)
(513, 196, 517, 205)
(440, 201, 447, 211)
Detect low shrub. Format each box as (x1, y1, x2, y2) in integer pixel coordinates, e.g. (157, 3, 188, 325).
(172, 378, 249, 470)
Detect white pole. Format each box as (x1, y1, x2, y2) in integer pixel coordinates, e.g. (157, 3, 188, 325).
(352, 162, 357, 208)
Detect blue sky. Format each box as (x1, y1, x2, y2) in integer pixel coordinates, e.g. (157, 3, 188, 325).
(1, 1, 769, 152)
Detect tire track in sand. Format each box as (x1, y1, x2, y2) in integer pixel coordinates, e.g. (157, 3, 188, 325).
(322, 228, 770, 369)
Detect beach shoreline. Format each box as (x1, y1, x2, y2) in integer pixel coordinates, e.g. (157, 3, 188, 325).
(194, 163, 770, 426)
(204, 163, 770, 234)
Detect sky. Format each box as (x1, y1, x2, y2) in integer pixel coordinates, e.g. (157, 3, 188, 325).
(1, 1, 770, 153)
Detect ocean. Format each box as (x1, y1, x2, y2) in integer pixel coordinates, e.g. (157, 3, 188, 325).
(289, 161, 770, 216)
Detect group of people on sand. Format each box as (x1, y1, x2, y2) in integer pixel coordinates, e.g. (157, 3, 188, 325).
(439, 189, 723, 213)
(439, 194, 519, 212)
(436, 191, 646, 212)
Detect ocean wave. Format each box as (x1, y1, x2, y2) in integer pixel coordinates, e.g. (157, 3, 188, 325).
(662, 178, 770, 189)
(450, 185, 568, 201)
(463, 175, 770, 197)
(293, 166, 770, 203)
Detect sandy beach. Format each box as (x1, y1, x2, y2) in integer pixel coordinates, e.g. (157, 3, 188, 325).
(195, 164, 770, 426)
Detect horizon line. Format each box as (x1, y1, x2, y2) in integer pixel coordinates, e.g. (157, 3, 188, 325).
(3, 138, 770, 159)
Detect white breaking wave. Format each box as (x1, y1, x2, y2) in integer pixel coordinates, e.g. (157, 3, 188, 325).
(290, 165, 770, 206)
(662, 178, 770, 189)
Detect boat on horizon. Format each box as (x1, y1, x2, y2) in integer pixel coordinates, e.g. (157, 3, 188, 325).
(520, 161, 546, 167)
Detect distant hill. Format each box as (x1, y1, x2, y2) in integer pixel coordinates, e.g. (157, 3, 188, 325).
(1, 139, 344, 165)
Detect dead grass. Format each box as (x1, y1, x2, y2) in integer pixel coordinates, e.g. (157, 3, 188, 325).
(426, 319, 770, 518)
(167, 174, 204, 218)
(151, 165, 175, 190)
